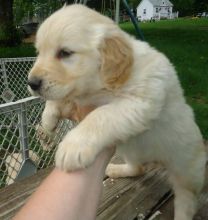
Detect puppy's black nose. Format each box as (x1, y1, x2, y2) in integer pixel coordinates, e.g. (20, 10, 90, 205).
(28, 78, 42, 91)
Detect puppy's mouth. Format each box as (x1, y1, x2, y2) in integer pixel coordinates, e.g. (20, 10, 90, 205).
(30, 86, 76, 101)
(28, 76, 44, 95)
(28, 76, 77, 100)
(27, 80, 47, 96)
(28, 85, 41, 97)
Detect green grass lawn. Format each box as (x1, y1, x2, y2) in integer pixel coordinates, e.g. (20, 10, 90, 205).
(0, 43, 35, 58)
(0, 18, 208, 138)
(121, 18, 208, 139)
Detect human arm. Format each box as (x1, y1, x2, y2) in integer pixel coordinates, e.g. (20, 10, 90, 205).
(13, 147, 114, 220)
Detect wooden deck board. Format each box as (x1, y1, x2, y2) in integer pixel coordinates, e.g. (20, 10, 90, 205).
(0, 166, 171, 220)
(0, 167, 53, 220)
(0, 152, 208, 220)
(98, 168, 170, 220)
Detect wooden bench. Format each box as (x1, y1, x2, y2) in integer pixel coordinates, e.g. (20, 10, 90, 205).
(0, 153, 208, 220)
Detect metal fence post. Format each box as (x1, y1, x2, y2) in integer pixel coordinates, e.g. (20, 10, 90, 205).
(16, 102, 37, 180)
(18, 102, 29, 160)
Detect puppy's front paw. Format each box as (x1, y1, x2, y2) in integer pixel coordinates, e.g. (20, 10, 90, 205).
(55, 139, 97, 171)
(36, 124, 54, 150)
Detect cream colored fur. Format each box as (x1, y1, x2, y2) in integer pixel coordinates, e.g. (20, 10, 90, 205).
(28, 5, 206, 220)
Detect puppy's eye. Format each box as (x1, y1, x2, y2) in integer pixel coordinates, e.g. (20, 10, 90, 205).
(57, 49, 74, 59)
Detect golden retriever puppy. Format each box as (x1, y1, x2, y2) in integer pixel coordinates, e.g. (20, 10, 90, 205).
(28, 5, 206, 220)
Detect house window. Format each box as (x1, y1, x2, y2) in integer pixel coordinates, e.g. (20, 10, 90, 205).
(143, 9, 146, 14)
(156, 8, 159, 13)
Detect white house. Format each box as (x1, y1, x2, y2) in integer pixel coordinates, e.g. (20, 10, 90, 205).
(137, 0, 177, 21)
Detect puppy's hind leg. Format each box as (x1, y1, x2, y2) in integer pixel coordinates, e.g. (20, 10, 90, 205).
(172, 181, 198, 220)
(105, 163, 145, 178)
(169, 151, 206, 220)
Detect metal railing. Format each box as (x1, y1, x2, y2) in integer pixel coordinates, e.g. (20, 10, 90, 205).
(0, 96, 74, 187)
(0, 58, 74, 188)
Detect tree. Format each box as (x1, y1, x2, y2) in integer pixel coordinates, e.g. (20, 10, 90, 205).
(13, 0, 36, 24)
(13, 0, 72, 24)
(0, 0, 20, 46)
(193, 0, 208, 14)
(128, 0, 141, 8)
(171, 0, 195, 16)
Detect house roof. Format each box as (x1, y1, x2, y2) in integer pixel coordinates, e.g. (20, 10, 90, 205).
(148, 0, 173, 7)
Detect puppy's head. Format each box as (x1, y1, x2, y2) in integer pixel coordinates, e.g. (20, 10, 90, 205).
(28, 5, 133, 100)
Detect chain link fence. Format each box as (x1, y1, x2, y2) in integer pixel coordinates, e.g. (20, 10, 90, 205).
(0, 57, 35, 104)
(0, 58, 74, 188)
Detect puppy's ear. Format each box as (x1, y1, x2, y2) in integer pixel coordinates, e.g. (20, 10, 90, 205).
(99, 36, 133, 89)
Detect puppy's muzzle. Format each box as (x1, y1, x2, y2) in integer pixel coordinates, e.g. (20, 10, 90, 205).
(28, 77, 42, 91)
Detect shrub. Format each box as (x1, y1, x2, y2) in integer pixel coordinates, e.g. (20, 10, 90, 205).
(0, 24, 23, 47)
